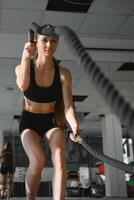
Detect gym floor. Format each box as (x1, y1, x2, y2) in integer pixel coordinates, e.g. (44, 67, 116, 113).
(10, 198, 133, 200)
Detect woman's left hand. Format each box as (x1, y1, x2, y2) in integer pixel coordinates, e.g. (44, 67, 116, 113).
(69, 127, 81, 143)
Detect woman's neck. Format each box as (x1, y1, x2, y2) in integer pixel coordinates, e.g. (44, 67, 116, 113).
(35, 55, 54, 70)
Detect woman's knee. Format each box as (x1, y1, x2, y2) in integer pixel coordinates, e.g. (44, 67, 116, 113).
(52, 148, 66, 168)
(29, 154, 45, 172)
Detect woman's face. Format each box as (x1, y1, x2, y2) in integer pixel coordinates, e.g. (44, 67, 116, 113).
(36, 34, 58, 56)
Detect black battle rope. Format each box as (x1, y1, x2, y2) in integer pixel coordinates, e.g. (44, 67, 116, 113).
(55, 26, 134, 138)
(76, 135, 134, 173)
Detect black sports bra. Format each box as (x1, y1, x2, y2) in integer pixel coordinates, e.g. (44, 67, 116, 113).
(24, 59, 62, 103)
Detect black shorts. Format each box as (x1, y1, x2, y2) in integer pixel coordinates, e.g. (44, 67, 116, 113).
(19, 110, 55, 137)
(0, 163, 15, 175)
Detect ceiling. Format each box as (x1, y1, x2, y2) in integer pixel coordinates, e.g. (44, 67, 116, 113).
(0, 0, 134, 136)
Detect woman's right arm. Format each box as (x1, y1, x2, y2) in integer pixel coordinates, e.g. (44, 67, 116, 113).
(15, 42, 36, 91)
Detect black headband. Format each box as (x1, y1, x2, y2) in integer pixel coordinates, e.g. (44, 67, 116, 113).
(31, 22, 58, 37)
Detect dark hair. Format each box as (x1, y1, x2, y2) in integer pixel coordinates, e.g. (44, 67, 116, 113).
(31, 22, 58, 37)
(3, 142, 12, 150)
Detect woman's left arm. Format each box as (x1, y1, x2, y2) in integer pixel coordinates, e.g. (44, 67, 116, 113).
(60, 66, 81, 142)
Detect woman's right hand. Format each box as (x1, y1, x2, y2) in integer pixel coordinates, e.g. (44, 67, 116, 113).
(22, 42, 36, 59)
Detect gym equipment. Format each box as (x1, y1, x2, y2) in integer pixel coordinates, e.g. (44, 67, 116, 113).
(89, 183, 105, 198)
(76, 135, 134, 173)
(55, 25, 134, 173)
(28, 29, 34, 43)
(55, 25, 134, 138)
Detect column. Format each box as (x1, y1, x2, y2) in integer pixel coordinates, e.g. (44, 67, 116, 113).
(100, 114, 127, 197)
(0, 130, 4, 152)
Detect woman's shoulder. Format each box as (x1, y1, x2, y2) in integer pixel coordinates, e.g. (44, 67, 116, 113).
(59, 65, 72, 84)
(54, 58, 71, 75)
(59, 65, 71, 75)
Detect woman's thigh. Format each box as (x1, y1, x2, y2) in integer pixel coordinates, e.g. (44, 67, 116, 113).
(44, 127, 66, 152)
(20, 129, 45, 163)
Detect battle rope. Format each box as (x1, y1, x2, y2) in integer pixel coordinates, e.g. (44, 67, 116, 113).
(76, 135, 134, 174)
(55, 26, 134, 138)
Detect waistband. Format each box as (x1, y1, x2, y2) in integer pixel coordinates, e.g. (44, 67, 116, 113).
(22, 109, 54, 117)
